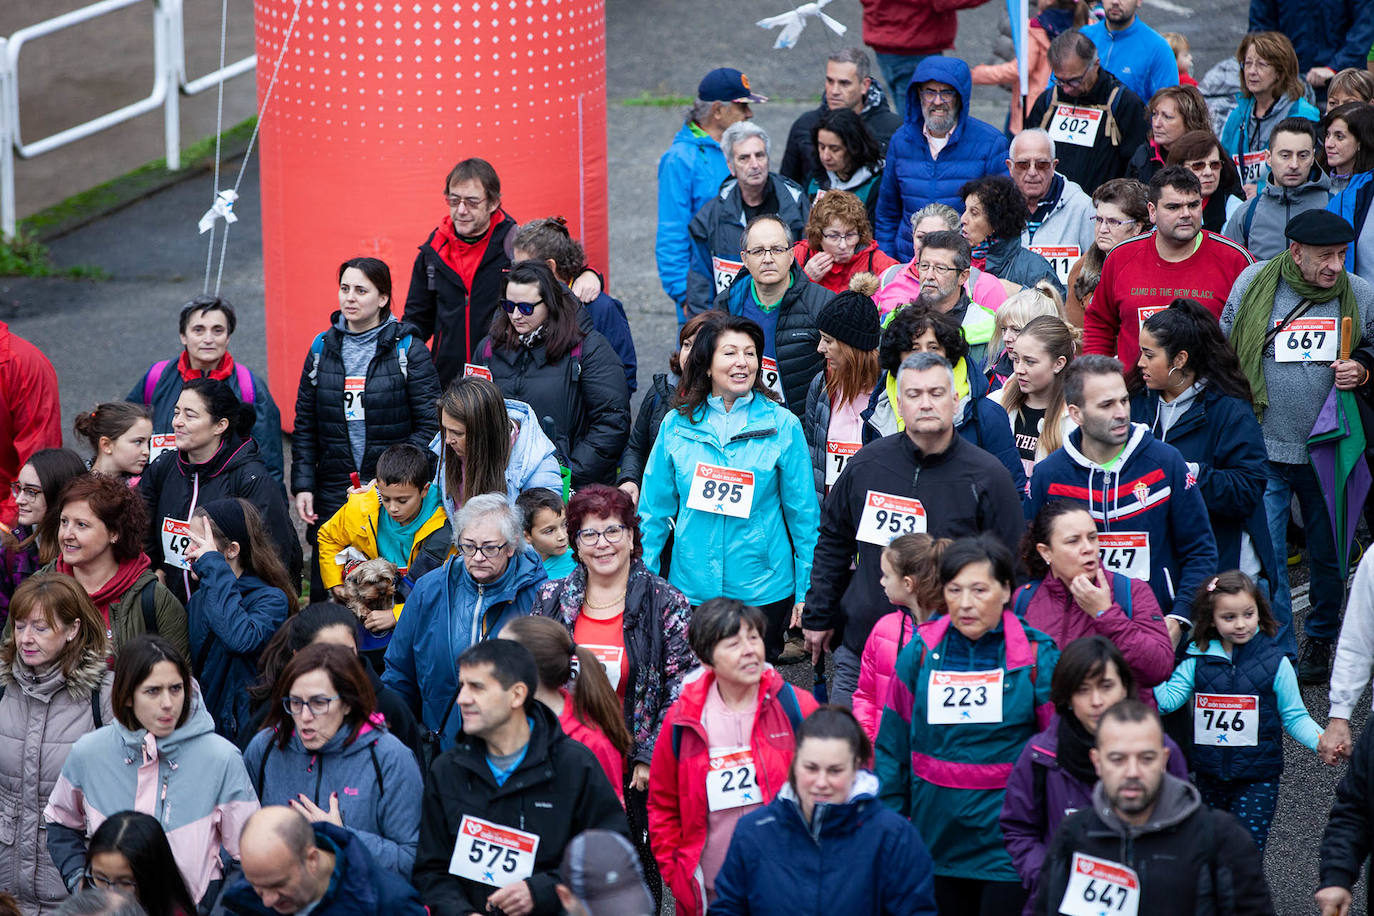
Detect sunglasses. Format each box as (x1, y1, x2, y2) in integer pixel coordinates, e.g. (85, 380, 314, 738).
(500, 299, 543, 316)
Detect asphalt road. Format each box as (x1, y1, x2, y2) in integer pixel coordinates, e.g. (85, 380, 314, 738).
(3, 0, 1355, 913)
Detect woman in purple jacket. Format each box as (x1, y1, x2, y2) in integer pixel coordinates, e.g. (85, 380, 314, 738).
(998, 636, 1189, 911)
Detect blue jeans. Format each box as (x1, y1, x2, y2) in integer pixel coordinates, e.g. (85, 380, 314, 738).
(1264, 460, 1343, 645)
(829, 644, 861, 709)
(874, 52, 936, 116)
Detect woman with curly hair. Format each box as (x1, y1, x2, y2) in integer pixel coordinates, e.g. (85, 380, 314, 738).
(791, 190, 897, 294)
(958, 176, 1063, 295)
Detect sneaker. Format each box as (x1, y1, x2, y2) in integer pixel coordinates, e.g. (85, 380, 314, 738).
(1298, 638, 1333, 685)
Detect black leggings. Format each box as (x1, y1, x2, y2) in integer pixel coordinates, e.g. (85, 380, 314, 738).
(932, 876, 1027, 916)
(756, 596, 794, 662)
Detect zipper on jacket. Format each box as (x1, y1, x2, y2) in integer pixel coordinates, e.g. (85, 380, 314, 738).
(311, 753, 324, 803)
(470, 584, 486, 647)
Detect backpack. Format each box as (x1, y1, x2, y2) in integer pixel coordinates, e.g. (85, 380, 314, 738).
(1012, 574, 1134, 619)
(669, 681, 804, 759)
(307, 332, 413, 387)
(143, 360, 254, 405)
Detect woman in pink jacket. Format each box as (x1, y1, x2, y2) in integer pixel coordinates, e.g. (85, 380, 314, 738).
(1012, 501, 1174, 703)
(852, 534, 949, 741)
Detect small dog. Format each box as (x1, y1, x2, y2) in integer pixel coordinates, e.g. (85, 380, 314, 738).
(339, 557, 398, 624)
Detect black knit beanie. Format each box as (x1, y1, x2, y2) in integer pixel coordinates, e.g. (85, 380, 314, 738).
(816, 289, 881, 352)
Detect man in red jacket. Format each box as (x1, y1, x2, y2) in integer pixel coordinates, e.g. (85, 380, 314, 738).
(860, 0, 994, 112)
(0, 320, 61, 526)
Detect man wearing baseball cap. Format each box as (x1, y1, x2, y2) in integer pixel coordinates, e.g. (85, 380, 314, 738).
(556, 830, 655, 916)
(657, 68, 767, 325)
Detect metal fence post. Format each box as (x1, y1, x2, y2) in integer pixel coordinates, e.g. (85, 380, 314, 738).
(158, 0, 181, 170)
(0, 38, 15, 239)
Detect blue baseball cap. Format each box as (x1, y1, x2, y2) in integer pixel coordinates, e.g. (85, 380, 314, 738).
(698, 67, 768, 104)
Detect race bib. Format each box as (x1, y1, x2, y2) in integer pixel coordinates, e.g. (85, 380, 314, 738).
(160, 518, 195, 571)
(760, 356, 786, 402)
(343, 376, 366, 422)
(1059, 852, 1140, 916)
(148, 433, 177, 465)
(1137, 305, 1167, 331)
(448, 815, 539, 887)
(824, 440, 861, 488)
(1193, 694, 1258, 747)
(856, 491, 926, 546)
(583, 645, 623, 690)
(463, 363, 493, 380)
(685, 463, 754, 518)
(1028, 245, 1080, 287)
(1048, 105, 1102, 147)
(1234, 150, 1267, 185)
(1098, 532, 1150, 580)
(706, 746, 760, 812)
(1274, 317, 1338, 362)
(927, 669, 1005, 725)
(713, 256, 744, 295)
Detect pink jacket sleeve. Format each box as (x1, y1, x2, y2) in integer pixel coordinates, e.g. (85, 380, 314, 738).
(854, 613, 909, 743)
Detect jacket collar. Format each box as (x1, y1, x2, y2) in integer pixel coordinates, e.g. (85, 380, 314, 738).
(672, 664, 788, 727)
(1063, 422, 1150, 472)
(1089, 771, 1202, 837)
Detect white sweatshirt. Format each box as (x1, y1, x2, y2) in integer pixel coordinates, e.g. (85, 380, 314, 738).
(1330, 550, 1374, 719)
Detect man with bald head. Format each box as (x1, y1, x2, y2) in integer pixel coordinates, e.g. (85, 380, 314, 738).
(218, 806, 425, 916)
(1007, 128, 1096, 289)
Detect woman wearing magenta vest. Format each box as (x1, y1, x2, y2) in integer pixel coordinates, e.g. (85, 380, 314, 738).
(876, 535, 1058, 916)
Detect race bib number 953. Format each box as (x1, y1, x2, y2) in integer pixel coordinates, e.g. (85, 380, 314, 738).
(855, 491, 926, 546)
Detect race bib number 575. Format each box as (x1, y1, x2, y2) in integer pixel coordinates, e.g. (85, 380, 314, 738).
(449, 816, 539, 887)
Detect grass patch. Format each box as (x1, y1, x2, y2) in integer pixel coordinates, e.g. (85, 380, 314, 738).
(621, 92, 694, 107)
(0, 230, 107, 279)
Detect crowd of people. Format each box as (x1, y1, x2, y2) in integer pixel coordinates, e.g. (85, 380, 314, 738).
(9, 1, 1374, 914)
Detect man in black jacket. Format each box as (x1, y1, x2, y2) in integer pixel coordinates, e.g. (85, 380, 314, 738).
(414, 640, 628, 916)
(1318, 714, 1374, 915)
(802, 351, 1024, 706)
(779, 47, 903, 185)
(1035, 700, 1275, 916)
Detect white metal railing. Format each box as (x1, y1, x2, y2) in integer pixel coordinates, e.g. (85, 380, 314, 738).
(0, 0, 255, 237)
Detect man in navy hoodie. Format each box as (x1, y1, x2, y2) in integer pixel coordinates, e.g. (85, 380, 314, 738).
(1027, 355, 1218, 649)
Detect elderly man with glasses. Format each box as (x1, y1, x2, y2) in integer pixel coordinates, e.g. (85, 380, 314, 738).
(1007, 128, 1098, 289)
(383, 492, 548, 752)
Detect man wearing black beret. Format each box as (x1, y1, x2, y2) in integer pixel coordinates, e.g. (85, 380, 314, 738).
(1221, 209, 1374, 685)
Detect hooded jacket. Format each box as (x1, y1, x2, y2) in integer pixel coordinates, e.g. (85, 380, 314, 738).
(315, 484, 448, 593)
(1223, 168, 1332, 259)
(1221, 94, 1322, 168)
(188, 552, 290, 741)
(413, 702, 628, 916)
(534, 559, 694, 766)
(245, 721, 423, 876)
(780, 81, 904, 184)
(805, 429, 1025, 654)
(219, 821, 426, 916)
(44, 688, 259, 903)
(717, 265, 834, 416)
(403, 210, 518, 389)
(141, 433, 301, 604)
(0, 651, 113, 915)
(875, 58, 1011, 264)
(0, 321, 61, 528)
(1026, 70, 1147, 197)
(710, 773, 939, 916)
(1027, 423, 1219, 620)
(381, 549, 547, 750)
(1034, 775, 1276, 915)
(291, 313, 442, 522)
(688, 174, 811, 317)
(639, 391, 819, 608)
(428, 399, 563, 519)
(648, 666, 817, 916)
(658, 123, 732, 313)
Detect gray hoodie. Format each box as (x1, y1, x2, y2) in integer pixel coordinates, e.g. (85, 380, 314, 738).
(1223, 169, 1332, 260)
(1088, 770, 1202, 840)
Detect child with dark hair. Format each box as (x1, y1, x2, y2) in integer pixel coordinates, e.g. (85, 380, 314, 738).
(84, 811, 198, 916)
(516, 487, 574, 579)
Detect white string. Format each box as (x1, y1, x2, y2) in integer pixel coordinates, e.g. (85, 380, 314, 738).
(202, 0, 230, 294)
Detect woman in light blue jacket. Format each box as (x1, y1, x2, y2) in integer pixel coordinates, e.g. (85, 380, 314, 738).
(640, 315, 820, 662)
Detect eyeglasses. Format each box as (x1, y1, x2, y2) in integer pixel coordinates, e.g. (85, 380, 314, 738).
(1186, 160, 1224, 173)
(916, 262, 960, 276)
(821, 230, 860, 243)
(1091, 215, 1137, 230)
(743, 246, 790, 259)
(444, 193, 488, 209)
(500, 299, 542, 315)
(1242, 57, 1274, 71)
(1010, 159, 1054, 172)
(85, 871, 138, 893)
(282, 695, 340, 716)
(9, 483, 40, 500)
(575, 524, 627, 548)
(1056, 62, 1098, 89)
(919, 87, 958, 102)
(458, 541, 509, 558)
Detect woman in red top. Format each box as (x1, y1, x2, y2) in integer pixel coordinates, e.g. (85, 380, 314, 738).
(791, 190, 896, 295)
(502, 615, 630, 802)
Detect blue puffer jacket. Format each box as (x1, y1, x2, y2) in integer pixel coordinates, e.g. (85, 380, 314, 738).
(709, 773, 938, 916)
(658, 123, 732, 318)
(1249, 0, 1374, 74)
(381, 549, 546, 750)
(875, 57, 1011, 263)
(245, 723, 423, 876)
(187, 552, 289, 742)
(1330, 171, 1374, 276)
(640, 391, 820, 607)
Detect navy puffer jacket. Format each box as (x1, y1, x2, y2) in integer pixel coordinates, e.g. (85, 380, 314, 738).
(291, 313, 442, 521)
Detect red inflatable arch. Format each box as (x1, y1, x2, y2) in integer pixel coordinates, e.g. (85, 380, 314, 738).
(254, 0, 609, 425)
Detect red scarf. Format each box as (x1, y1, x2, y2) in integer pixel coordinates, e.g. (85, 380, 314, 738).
(57, 554, 152, 630)
(176, 350, 236, 382)
(432, 214, 501, 295)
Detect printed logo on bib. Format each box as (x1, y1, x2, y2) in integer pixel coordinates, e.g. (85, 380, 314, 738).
(161, 518, 195, 571)
(856, 491, 927, 546)
(1048, 106, 1103, 148)
(583, 645, 624, 691)
(148, 433, 177, 465)
(1059, 852, 1140, 916)
(1028, 245, 1080, 287)
(448, 815, 540, 887)
(825, 440, 861, 488)
(927, 669, 1005, 724)
(760, 356, 786, 402)
(1234, 150, 1268, 186)
(706, 746, 759, 811)
(463, 364, 493, 380)
(1137, 305, 1167, 331)
(685, 463, 755, 518)
(1193, 693, 1258, 747)
(713, 256, 744, 295)
(1097, 532, 1150, 580)
(1274, 317, 1338, 362)
(343, 376, 366, 422)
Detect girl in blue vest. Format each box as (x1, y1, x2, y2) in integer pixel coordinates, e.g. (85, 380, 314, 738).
(1153, 570, 1326, 852)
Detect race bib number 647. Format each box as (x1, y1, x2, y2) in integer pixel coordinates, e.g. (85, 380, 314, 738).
(1060, 852, 1140, 916)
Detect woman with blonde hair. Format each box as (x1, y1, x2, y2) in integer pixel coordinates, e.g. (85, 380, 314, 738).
(986, 284, 1067, 390)
(1221, 32, 1320, 190)
(992, 315, 1079, 480)
(792, 191, 897, 295)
